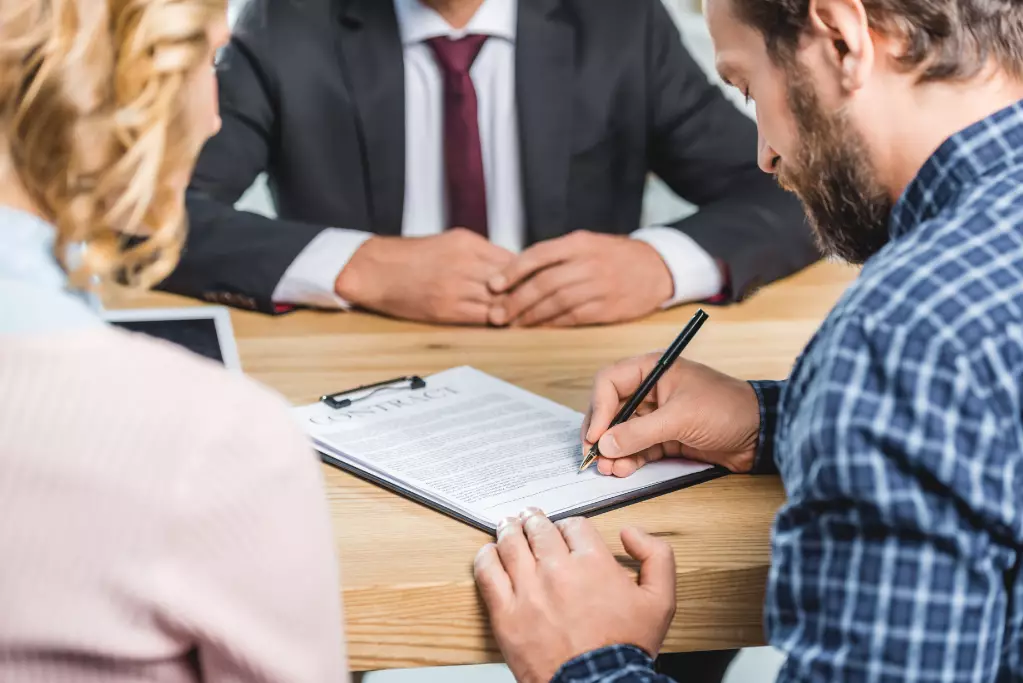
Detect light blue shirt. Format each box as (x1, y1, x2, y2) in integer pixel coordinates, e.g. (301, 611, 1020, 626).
(0, 207, 102, 334)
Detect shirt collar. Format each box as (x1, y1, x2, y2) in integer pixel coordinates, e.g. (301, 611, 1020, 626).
(0, 206, 102, 334)
(393, 0, 517, 45)
(889, 98, 1023, 240)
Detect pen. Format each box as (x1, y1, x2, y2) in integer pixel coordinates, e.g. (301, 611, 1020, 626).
(579, 308, 709, 472)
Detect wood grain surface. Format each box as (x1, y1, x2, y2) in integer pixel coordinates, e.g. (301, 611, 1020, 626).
(105, 261, 858, 671)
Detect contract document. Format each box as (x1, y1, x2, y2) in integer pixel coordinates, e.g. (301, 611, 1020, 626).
(294, 366, 721, 532)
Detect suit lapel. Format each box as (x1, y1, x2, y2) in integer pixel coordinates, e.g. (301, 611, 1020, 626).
(516, 0, 574, 245)
(335, 0, 406, 236)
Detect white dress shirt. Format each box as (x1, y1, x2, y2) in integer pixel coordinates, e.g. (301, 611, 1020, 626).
(271, 0, 723, 309)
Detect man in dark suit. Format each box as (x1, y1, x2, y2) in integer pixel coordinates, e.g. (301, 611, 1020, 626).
(168, 0, 817, 325)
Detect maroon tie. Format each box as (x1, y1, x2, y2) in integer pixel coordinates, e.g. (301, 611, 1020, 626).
(426, 35, 490, 237)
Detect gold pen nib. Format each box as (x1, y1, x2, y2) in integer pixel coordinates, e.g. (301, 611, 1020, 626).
(579, 446, 600, 472)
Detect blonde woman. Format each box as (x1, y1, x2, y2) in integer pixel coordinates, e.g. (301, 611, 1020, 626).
(0, 1, 347, 680)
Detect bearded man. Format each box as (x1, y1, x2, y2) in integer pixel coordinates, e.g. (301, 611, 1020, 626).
(469, 0, 1023, 680)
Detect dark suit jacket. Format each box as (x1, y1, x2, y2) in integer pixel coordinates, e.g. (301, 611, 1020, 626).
(168, 0, 818, 313)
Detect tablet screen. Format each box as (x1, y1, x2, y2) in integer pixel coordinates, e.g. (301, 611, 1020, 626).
(109, 317, 226, 365)
(104, 307, 241, 371)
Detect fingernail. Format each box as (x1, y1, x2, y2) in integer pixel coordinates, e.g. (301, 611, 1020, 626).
(491, 307, 506, 325)
(598, 433, 620, 457)
(518, 507, 543, 522)
(489, 275, 507, 291)
(497, 516, 517, 535)
(475, 543, 496, 566)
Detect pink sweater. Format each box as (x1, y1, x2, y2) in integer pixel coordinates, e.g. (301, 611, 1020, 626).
(0, 326, 349, 682)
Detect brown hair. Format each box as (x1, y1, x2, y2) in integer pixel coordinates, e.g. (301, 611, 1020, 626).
(0, 0, 224, 289)
(731, 0, 1023, 81)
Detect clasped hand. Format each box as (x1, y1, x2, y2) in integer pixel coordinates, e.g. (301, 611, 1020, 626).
(336, 229, 673, 326)
(487, 230, 673, 327)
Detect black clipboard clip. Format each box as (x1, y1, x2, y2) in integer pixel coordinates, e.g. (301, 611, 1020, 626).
(320, 375, 427, 410)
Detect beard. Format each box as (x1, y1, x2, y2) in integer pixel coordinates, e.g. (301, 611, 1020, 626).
(775, 65, 892, 265)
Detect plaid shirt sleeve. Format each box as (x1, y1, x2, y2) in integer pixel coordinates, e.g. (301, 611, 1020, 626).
(552, 646, 676, 682)
(748, 380, 784, 474)
(767, 314, 1022, 683)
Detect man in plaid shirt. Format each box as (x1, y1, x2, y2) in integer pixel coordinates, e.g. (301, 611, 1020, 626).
(471, 0, 1023, 681)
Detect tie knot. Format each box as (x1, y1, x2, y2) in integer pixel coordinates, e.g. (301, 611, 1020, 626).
(426, 35, 489, 76)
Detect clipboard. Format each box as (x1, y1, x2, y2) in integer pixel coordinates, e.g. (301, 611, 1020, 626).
(320, 375, 427, 409)
(319, 451, 725, 534)
(299, 367, 727, 534)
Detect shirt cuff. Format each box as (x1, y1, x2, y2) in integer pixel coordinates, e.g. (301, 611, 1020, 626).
(631, 227, 725, 308)
(748, 380, 785, 475)
(270, 228, 373, 309)
(553, 645, 658, 682)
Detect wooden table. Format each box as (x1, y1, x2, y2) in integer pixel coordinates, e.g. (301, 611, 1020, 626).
(106, 261, 858, 671)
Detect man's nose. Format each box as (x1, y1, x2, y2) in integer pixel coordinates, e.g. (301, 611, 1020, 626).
(758, 132, 779, 174)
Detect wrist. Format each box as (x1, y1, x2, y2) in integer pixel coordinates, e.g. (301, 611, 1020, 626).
(730, 381, 761, 474)
(633, 239, 675, 304)
(334, 236, 385, 303)
(630, 227, 722, 306)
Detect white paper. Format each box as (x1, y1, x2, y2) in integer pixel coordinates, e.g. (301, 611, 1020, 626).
(294, 367, 714, 529)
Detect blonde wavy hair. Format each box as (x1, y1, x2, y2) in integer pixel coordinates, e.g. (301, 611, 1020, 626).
(0, 0, 225, 289)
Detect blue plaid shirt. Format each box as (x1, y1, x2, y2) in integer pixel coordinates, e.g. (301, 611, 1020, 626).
(554, 101, 1023, 683)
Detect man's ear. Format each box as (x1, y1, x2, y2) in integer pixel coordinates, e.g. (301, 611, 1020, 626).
(806, 0, 874, 93)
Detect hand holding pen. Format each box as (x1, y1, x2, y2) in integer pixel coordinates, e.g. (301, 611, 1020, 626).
(579, 310, 708, 472)
(580, 311, 765, 477)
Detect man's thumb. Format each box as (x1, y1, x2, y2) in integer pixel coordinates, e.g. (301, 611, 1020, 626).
(598, 412, 677, 459)
(621, 527, 676, 599)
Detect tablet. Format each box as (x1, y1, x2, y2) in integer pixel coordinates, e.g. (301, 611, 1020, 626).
(104, 307, 242, 371)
